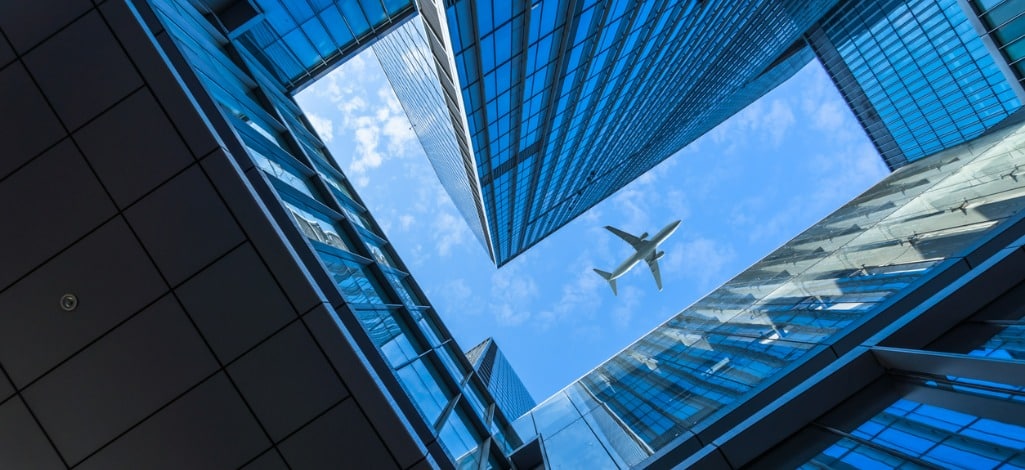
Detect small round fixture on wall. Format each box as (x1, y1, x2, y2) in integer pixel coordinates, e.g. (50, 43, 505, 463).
(60, 293, 78, 312)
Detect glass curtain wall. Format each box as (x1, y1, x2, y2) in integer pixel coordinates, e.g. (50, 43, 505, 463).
(233, 0, 417, 90)
(147, 1, 519, 466)
(803, 387, 1025, 468)
(814, 0, 1021, 167)
(970, 0, 1025, 88)
(372, 16, 493, 257)
(444, 0, 841, 265)
(516, 108, 1025, 469)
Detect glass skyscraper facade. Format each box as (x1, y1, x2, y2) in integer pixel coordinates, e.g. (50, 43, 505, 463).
(4, 0, 1025, 468)
(466, 338, 537, 421)
(0, 0, 531, 468)
(148, 0, 524, 467)
(514, 112, 1025, 468)
(409, 0, 1025, 266)
(231, 0, 416, 90)
(808, 0, 1022, 169)
(442, 0, 843, 265)
(373, 12, 495, 257)
(967, 0, 1025, 92)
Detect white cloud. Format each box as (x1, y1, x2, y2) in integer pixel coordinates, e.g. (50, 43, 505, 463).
(610, 187, 651, 232)
(436, 277, 477, 313)
(382, 115, 417, 155)
(812, 100, 845, 133)
(536, 272, 603, 329)
(448, 278, 472, 300)
(401, 242, 428, 267)
(808, 142, 889, 202)
(438, 278, 473, 307)
(298, 55, 425, 188)
(764, 99, 795, 146)
(535, 255, 606, 331)
(612, 286, 644, 328)
(399, 214, 415, 231)
(492, 303, 531, 326)
(665, 189, 692, 222)
(378, 85, 405, 115)
(305, 113, 334, 143)
(351, 125, 383, 173)
(432, 211, 469, 256)
(711, 95, 796, 150)
(664, 237, 738, 290)
(488, 259, 540, 326)
(340, 96, 367, 115)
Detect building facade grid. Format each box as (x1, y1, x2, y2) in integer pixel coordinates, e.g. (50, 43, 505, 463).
(149, 0, 523, 466)
(516, 112, 1025, 468)
(813, 0, 1021, 168)
(444, 0, 842, 264)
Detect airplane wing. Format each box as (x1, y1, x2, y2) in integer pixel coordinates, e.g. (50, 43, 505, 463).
(645, 252, 663, 291)
(605, 225, 643, 248)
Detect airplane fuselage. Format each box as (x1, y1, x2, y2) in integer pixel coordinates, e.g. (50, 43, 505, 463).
(608, 220, 681, 280)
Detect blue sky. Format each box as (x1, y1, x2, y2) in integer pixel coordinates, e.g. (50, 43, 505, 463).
(296, 52, 889, 402)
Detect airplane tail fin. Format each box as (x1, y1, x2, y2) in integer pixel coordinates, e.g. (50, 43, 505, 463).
(593, 269, 617, 296)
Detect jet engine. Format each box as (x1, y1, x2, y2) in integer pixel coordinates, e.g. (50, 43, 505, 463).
(654, 251, 665, 260)
(639, 232, 649, 240)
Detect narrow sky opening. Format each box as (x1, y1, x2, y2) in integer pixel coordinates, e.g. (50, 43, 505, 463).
(296, 48, 889, 401)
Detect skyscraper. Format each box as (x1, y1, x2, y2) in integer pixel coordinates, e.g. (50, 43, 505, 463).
(467, 338, 537, 420)
(436, 0, 843, 264)
(514, 107, 1025, 469)
(964, 0, 1025, 93)
(404, 0, 1023, 265)
(3, 0, 1025, 469)
(807, 0, 1023, 169)
(0, 0, 525, 467)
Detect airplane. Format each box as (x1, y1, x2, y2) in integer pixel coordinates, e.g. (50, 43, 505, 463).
(593, 220, 682, 295)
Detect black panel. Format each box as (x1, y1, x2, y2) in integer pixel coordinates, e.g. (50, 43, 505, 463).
(0, 218, 165, 387)
(0, 398, 64, 470)
(228, 322, 349, 441)
(23, 294, 218, 464)
(0, 0, 92, 53)
(75, 373, 270, 470)
(178, 242, 297, 362)
(124, 164, 244, 285)
(302, 305, 428, 468)
(200, 150, 329, 313)
(23, 11, 142, 130)
(0, 63, 66, 180)
(74, 87, 194, 208)
(0, 31, 13, 68)
(279, 399, 399, 470)
(0, 373, 11, 403)
(0, 139, 116, 292)
(240, 449, 289, 470)
(98, 0, 221, 158)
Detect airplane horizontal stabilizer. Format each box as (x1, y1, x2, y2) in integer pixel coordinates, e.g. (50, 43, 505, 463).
(593, 269, 618, 296)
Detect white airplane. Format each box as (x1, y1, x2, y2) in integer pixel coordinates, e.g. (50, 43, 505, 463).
(594, 220, 682, 295)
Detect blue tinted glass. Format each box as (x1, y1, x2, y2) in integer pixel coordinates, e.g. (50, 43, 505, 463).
(541, 417, 615, 469)
(283, 201, 351, 252)
(384, 0, 408, 15)
(395, 358, 452, 425)
(359, 0, 387, 24)
(318, 251, 387, 305)
(438, 407, 482, 468)
(320, 7, 355, 45)
(339, 2, 371, 36)
(805, 396, 1025, 467)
